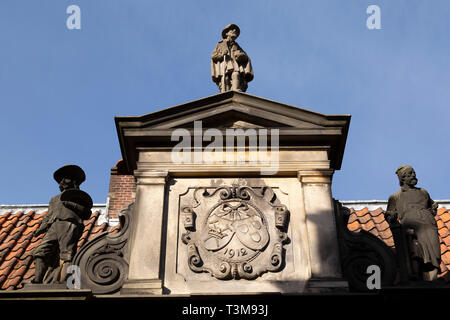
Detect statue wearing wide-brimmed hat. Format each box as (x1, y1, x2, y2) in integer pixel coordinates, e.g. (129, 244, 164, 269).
(211, 24, 254, 92)
(30, 164, 93, 285)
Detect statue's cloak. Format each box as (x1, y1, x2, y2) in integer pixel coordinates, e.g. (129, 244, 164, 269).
(211, 40, 254, 85)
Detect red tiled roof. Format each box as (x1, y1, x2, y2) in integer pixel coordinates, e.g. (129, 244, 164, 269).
(0, 209, 120, 290)
(347, 206, 450, 283)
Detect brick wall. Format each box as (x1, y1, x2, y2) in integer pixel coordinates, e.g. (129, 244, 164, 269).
(107, 160, 136, 219)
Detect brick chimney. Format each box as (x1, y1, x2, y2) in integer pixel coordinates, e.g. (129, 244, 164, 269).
(106, 159, 136, 219)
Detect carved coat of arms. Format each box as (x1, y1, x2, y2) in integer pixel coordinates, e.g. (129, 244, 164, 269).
(181, 186, 289, 280)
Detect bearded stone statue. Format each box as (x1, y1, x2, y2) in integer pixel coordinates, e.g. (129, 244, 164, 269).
(385, 165, 441, 281)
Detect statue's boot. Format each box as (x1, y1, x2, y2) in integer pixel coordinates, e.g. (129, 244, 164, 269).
(58, 260, 72, 283)
(31, 257, 47, 283)
(423, 267, 439, 281)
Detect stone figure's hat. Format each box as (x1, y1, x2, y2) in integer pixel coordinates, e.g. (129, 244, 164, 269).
(222, 24, 240, 39)
(61, 189, 93, 219)
(395, 164, 413, 177)
(53, 164, 86, 184)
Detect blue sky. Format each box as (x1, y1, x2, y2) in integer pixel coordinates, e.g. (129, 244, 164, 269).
(0, 0, 449, 204)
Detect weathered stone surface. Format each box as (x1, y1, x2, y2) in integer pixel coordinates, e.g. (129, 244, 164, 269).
(211, 24, 253, 92)
(21, 283, 68, 291)
(73, 203, 133, 295)
(113, 92, 351, 295)
(164, 177, 310, 294)
(386, 165, 441, 281)
(180, 185, 289, 280)
(298, 170, 342, 279)
(30, 164, 93, 286)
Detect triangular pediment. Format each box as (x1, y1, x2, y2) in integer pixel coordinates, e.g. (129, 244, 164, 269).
(172, 109, 320, 129)
(116, 91, 342, 131)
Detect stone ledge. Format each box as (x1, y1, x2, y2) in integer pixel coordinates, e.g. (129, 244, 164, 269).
(120, 279, 163, 295)
(0, 288, 93, 300)
(305, 278, 349, 293)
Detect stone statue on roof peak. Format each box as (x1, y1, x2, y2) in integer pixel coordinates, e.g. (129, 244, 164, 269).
(211, 24, 254, 93)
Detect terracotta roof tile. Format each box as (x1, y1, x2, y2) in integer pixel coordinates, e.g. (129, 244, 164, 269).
(86, 211, 100, 224)
(5, 247, 25, 263)
(378, 228, 393, 241)
(347, 220, 361, 232)
(372, 213, 385, 224)
(9, 264, 27, 279)
(0, 206, 116, 290)
(368, 228, 380, 238)
(347, 209, 357, 221)
(355, 213, 372, 224)
(13, 237, 31, 253)
(25, 239, 41, 252)
(384, 237, 395, 247)
(355, 208, 370, 216)
(361, 219, 376, 232)
(0, 247, 10, 260)
(376, 220, 390, 232)
(0, 212, 12, 227)
(9, 224, 27, 239)
(443, 251, 450, 264)
(0, 259, 19, 288)
(2, 213, 23, 228)
(0, 241, 13, 252)
(443, 236, 450, 248)
(371, 207, 384, 216)
(437, 207, 447, 214)
(440, 211, 450, 223)
(346, 206, 450, 282)
(0, 223, 16, 241)
(22, 223, 39, 236)
(2, 275, 22, 290)
(90, 222, 108, 235)
(16, 255, 32, 268)
(77, 212, 100, 237)
(444, 220, 450, 231)
(26, 214, 44, 228)
(23, 266, 34, 280)
(2, 234, 22, 248)
(0, 257, 18, 271)
(0, 249, 14, 267)
(438, 227, 448, 238)
(107, 224, 121, 234)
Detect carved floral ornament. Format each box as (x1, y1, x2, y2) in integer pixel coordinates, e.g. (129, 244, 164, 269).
(181, 186, 289, 280)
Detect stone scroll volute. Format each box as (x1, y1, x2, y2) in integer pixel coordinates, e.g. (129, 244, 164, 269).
(181, 186, 289, 280)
